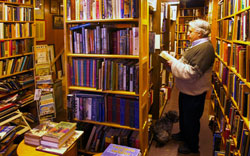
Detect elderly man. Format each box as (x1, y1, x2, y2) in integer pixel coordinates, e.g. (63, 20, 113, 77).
(167, 19, 215, 154)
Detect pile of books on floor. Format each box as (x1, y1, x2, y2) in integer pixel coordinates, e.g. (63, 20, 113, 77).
(0, 126, 18, 156)
(24, 121, 83, 155)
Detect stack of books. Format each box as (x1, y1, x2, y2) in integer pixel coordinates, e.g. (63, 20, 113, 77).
(24, 121, 57, 146)
(0, 126, 17, 156)
(40, 121, 77, 149)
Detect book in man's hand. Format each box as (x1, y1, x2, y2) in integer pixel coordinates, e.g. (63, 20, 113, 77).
(159, 51, 177, 62)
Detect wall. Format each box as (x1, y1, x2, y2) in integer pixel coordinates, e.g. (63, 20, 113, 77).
(36, 0, 64, 75)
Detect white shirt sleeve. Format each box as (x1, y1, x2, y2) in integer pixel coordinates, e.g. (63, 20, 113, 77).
(171, 59, 201, 83)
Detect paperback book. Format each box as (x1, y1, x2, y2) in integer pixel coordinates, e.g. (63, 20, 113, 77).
(101, 144, 141, 156)
(36, 130, 83, 155)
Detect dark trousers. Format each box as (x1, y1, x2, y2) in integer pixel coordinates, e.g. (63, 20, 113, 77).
(178, 91, 207, 151)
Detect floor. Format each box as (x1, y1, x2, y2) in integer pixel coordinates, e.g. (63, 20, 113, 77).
(148, 85, 214, 156)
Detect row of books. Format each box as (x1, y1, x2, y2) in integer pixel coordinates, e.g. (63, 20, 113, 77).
(0, 77, 30, 93)
(218, 0, 249, 19)
(216, 41, 250, 81)
(70, 25, 139, 55)
(70, 59, 139, 93)
(178, 25, 189, 32)
(212, 93, 250, 156)
(78, 123, 139, 153)
(0, 23, 32, 39)
(217, 19, 234, 40)
(0, 39, 34, 57)
(177, 33, 188, 40)
(66, 0, 139, 21)
(235, 10, 250, 42)
(0, 55, 33, 76)
(0, 4, 34, 21)
(67, 93, 139, 128)
(179, 8, 204, 16)
(177, 40, 189, 48)
(214, 62, 250, 120)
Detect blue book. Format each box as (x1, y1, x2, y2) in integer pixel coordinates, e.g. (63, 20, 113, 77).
(101, 144, 140, 156)
(120, 98, 125, 126)
(69, 23, 92, 31)
(134, 100, 139, 129)
(89, 60, 93, 87)
(91, 97, 97, 121)
(0, 126, 15, 141)
(20, 56, 27, 71)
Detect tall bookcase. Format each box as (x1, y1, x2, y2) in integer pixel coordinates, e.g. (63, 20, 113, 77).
(210, 0, 250, 155)
(0, 0, 36, 129)
(63, 0, 149, 155)
(175, 6, 204, 58)
(149, 1, 170, 120)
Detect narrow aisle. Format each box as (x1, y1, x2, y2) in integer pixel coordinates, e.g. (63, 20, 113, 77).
(148, 86, 213, 156)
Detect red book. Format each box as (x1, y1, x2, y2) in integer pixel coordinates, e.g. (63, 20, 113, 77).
(0, 103, 15, 112)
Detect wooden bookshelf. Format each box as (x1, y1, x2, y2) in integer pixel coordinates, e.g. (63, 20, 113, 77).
(175, 6, 204, 57)
(0, 0, 35, 131)
(63, 0, 149, 155)
(210, 0, 250, 154)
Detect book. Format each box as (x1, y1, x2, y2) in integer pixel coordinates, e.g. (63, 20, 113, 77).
(36, 130, 83, 155)
(159, 51, 177, 62)
(24, 121, 57, 146)
(101, 144, 141, 156)
(42, 121, 76, 143)
(0, 126, 15, 141)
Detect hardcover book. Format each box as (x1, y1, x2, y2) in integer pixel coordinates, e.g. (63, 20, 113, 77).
(101, 144, 141, 156)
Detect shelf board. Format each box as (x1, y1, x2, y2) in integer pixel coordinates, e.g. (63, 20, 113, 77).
(67, 53, 139, 59)
(74, 119, 139, 131)
(69, 86, 138, 96)
(0, 111, 22, 126)
(178, 39, 189, 41)
(0, 83, 34, 99)
(66, 18, 139, 23)
(0, 52, 34, 60)
(0, 20, 34, 23)
(0, 36, 34, 41)
(232, 40, 250, 45)
(16, 125, 30, 135)
(78, 149, 100, 155)
(0, 68, 34, 79)
(179, 16, 201, 18)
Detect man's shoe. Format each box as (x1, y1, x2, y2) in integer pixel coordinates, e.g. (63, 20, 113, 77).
(178, 144, 199, 154)
(172, 132, 184, 141)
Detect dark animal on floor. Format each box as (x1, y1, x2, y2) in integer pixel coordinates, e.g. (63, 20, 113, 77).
(152, 110, 179, 147)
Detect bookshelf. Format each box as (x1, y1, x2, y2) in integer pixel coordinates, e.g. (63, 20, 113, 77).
(149, 1, 171, 120)
(0, 0, 36, 129)
(63, 0, 149, 155)
(175, 6, 204, 58)
(210, 0, 250, 155)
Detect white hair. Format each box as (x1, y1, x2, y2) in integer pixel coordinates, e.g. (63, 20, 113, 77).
(189, 19, 211, 37)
